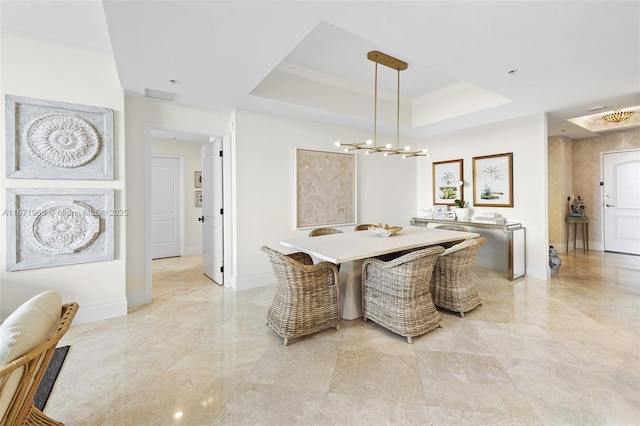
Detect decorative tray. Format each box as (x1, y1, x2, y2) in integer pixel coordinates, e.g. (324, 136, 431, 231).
(369, 224, 403, 237)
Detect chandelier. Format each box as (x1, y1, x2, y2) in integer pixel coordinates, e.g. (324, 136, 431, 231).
(601, 109, 635, 123)
(334, 51, 430, 159)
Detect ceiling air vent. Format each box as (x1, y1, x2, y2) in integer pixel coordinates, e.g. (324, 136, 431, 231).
(143, 88, 177, 102)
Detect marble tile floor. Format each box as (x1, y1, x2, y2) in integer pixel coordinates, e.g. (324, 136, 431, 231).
(45, 250, 640, 425)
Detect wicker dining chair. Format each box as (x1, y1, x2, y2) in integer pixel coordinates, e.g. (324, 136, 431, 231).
(261, 246, 340, 345)
(354, 224, 373, 231)
(430, 237, 486, 317)
(435, 224, 468, 232)
(434, 224, 469, 249)
(0, 301, 78, 426)
(362, 245, 445, 343)
(309, 227, 343, 237)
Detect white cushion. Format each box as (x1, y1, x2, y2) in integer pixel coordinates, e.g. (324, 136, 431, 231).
(0, 291, 61, 419)
(0, 291, 62, 366)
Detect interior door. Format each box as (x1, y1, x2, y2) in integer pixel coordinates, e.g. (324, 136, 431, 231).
(603, 150, 640, 255)
(202, 138, 224, 284)
(151, 156, 182, 259)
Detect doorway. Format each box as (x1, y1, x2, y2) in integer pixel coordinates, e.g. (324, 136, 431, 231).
(139, 126, 233, 308)
(201, 138, 223, 284)
(603, 149, 640, 255)
(151, 155, 183, 259)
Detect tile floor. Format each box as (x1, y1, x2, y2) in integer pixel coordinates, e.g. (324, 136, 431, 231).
(46, 250, 639, 425)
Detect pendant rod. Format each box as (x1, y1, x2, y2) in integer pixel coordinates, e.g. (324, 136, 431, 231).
(374, 61, 378, 149)
(396, 68, 400, 150)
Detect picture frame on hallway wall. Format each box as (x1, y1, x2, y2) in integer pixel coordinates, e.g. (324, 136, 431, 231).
(432, 159, 463, 206)
(295, 148, 356, 228)
(472, 152, 513, 207)
(5, 95, 114, 180)
(5, 188, 115, 271)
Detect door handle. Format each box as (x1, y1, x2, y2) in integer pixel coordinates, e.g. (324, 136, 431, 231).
(198, 216, 204, 222)
(605, 204, 615, 207)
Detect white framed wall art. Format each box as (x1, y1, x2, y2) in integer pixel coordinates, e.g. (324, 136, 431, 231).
(5, 95, 114, 180)
(6, 188, 115, 271)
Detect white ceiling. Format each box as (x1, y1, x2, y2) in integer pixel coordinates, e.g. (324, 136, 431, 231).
(2, 1, 639, 141)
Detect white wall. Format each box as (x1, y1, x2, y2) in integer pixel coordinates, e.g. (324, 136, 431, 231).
(151, 138, 204, 256)
(0, 34, 127, 323)
(232, 110, 418, 290)
(417, 113, 549, 280)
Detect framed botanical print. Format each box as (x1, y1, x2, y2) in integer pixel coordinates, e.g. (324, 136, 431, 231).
(472, 152, 513, 207)
(432, 159, 463, 205)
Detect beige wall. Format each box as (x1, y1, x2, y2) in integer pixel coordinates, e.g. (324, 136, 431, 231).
(548, 135, 574, 249)
(0, 34, 126, 323)
(573, 129, 640, 249)
(548, 129, 639, 250)
(151, 138, 204, 256)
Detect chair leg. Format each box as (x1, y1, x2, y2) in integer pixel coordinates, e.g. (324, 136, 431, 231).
(335, 323, 340, 331)
(459, 312, 465, 318)
(407, 336, 413, 344)
(283, 337, 289, 346)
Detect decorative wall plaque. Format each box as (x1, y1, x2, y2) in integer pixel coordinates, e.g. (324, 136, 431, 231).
(295, 148, 356, 228)
(5, 95, 114, 180)
(6, 189, 115, 271)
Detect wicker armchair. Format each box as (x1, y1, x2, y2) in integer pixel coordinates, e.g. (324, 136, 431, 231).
(309, 227, 343, 237)
(430, 237, 486, 317)
(0, 302, 78, 426)
(434, 224, 469, 248)
(362, 246, 444, 343)
(435, 224, 468, 232)
(261, 246, 340, 345)
(354, 224, 373, 231)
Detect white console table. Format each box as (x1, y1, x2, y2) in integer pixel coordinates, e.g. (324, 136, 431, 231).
(410, 218, 526, 281)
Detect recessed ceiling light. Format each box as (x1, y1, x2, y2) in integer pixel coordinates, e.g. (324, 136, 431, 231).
(589, 105, 606, 111)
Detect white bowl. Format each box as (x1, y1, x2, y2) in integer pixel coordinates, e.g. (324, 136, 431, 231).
(369, 225, 403, 237)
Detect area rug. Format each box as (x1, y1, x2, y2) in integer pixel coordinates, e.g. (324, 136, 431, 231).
(33, 345, 70, 411)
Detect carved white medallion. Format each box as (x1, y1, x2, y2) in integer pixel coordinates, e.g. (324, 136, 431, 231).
(24, 112, 101, 168)
(28, 201, 101, 254)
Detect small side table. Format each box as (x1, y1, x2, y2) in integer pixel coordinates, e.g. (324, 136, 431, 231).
(565, 216, 589, 253)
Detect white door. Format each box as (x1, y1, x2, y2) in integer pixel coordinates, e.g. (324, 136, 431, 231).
(151, 156, 182, 259)
(603, 150, 640, 255)
(202, 139, 223, 284)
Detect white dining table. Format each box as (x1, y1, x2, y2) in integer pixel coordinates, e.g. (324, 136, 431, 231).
(280, 226, 480, 320)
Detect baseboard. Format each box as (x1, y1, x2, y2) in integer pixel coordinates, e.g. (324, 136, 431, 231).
(126, 289, 150, 307)
(233, 272, 274, 291)
(72, 298, 128, 325)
